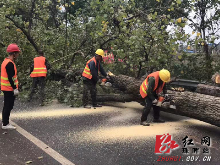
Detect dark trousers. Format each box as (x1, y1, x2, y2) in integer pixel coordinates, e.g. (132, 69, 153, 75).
(82, 80, 97, 106)
(141, 96, 160, 122)
(29, 77, 45, 102)
(2, 91, 15, 126)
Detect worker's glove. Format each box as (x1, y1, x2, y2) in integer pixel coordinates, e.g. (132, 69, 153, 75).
(156, 97, 163, 107)
(152, 99, 158, 105)
(105, 82, 112, 87)
(14, 89, 19, 96)
(100, 78, 107, 86)
(102, 78, 107, 83)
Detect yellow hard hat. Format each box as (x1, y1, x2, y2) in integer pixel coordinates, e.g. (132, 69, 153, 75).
(95, 49, 105, 57)
(159, 69, 171, 82)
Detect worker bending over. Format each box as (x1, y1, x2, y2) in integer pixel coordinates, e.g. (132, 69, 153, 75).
(140, 69, 170, 126)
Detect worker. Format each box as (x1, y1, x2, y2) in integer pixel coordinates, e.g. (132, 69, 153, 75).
(82, 49, 108, 108)
(139, 69, 170, 126)
(28, 50, 50, 105)
(1, 44, 20, 129)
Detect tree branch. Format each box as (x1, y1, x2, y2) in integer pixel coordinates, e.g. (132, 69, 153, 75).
(6, 15, 39, 52)
(0, 42, 5, 47)
(28, 0, 36, 35)
(100, 36, 119, 49)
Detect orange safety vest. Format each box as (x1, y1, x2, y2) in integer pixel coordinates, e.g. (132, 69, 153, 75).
(82, 57, 100, 79)
(1, 58, 18, 91)
(30, 56, 47, 77)
(140, 71, 165, 98)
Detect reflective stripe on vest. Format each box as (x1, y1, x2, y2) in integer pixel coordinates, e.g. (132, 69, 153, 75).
(82, 57, 99, 79)
(30, 56, 47, 77)
(140, 79, 147, 94)
(1, 58, 18, 91)
(83, 66, 92, 75)
(139, 71, 165, 98)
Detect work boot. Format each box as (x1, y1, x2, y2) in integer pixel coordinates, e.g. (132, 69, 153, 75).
(140, 121, 150, 126)
(153, 119, 165, 123)
(2, 124, 16, 130)
(93, 104, 102, 108)
(84, 105, 91, 109)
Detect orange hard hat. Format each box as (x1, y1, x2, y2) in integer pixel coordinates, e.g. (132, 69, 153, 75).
(6, 44, 20, 53)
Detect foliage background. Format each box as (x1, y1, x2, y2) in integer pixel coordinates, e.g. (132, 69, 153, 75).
(0, 0, 219, 106)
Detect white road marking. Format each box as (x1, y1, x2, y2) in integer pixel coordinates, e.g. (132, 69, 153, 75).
(10, 121, 75, 165)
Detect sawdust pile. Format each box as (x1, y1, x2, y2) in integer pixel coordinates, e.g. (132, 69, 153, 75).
(11, 107, 118, 119)
(76, 123, 180, 143)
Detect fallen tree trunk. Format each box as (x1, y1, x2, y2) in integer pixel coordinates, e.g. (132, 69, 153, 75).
(96, 91, 220, 127)
(162, 91, 220, 127)
(49, 69, 83, 82)
(196, 84, 220, 97)
(100, 74, 220, 127)
(97, 94, 140, 103)
(108, 74, 142, 95)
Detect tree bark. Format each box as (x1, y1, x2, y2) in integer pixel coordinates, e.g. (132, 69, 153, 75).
(97, 94, 140, 103)
(162, 91, 220, 127)
(108, 74, 142, 95)
(49, 68, 83, 82)
(196, 84, 220, 97)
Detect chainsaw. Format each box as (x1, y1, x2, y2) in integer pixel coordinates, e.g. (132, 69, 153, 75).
(156, 95, 176, 110)
(100, 78, 112, 87)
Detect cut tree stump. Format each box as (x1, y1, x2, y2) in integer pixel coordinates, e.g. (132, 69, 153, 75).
(211, 72, 220, 84)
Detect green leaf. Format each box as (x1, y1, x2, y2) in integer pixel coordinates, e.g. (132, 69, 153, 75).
(178, 55, 182, 60)
(151, 27, 156, 31)
(177, 0, 181, 4)
(179, 23, 186, 28)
